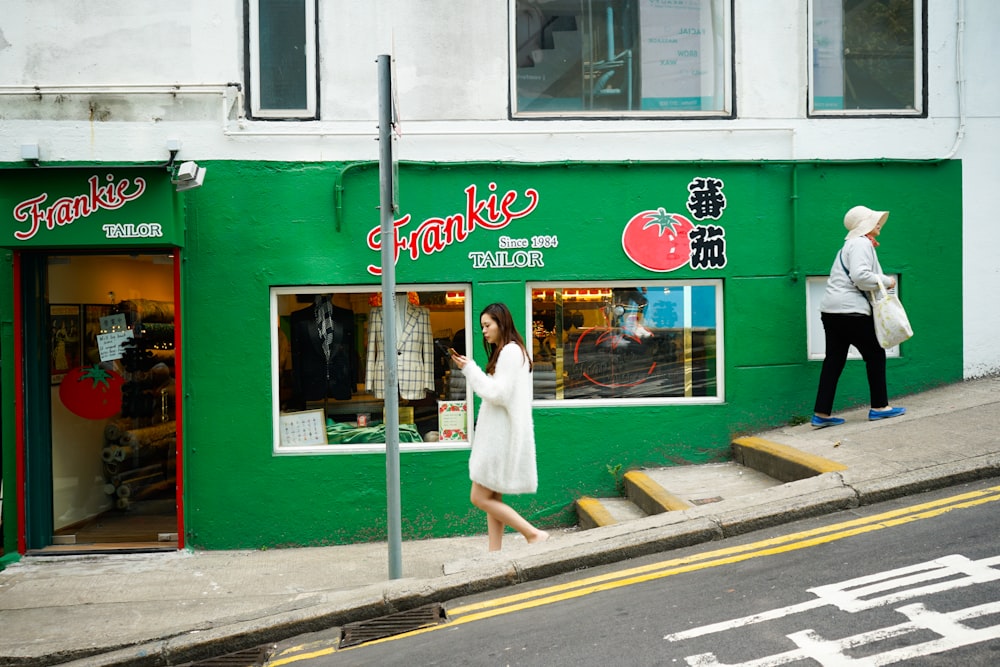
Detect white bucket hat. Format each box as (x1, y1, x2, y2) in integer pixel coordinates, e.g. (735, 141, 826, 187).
(844, 205, 889, 240)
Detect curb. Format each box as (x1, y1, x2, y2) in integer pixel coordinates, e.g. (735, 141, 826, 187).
(732, 436, 847, 482)
(574, 496, 617, 529)
(623, 470, 692, 514)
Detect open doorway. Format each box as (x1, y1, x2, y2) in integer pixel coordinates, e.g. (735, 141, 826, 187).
(39, 252, 179, 552)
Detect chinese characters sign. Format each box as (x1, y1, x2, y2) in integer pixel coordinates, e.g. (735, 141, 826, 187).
(622, 177, 728, 272)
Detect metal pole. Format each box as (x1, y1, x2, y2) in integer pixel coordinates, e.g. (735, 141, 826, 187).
(377, 54, 403, 580)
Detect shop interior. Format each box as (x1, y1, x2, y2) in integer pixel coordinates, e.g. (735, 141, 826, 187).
(45, 253, 177, 551)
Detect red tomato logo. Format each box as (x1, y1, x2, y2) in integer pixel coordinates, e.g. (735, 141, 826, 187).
(621, 208, 694, 272)
(59, 365, 124, 420)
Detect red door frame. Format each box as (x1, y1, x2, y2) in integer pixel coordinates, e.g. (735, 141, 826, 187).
(172, 252, 185, 549)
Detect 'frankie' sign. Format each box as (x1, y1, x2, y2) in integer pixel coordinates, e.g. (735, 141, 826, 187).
(3, 169, 178, 249)
(12, 174, 147, 242)
(365, 182, 540, 275)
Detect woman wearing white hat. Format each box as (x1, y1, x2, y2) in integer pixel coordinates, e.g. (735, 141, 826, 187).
(812, 205, 907, 428)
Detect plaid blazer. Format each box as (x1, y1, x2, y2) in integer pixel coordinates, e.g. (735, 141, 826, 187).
(365, 304, 435, 400)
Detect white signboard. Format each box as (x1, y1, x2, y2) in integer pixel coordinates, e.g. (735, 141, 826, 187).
(96, 312, 133, 362)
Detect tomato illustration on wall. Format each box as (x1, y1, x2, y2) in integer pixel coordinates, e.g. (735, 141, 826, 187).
(59, 364, 124, 420)
(621, 207, 694, 272)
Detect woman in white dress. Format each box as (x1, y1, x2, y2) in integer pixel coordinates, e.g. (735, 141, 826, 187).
(451, 303, 549, 551)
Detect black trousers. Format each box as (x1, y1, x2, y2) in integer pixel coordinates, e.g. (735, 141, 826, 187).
(814, 312, 887, 415)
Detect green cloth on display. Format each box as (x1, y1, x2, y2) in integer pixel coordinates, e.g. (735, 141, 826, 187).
(325, 420, 424, 444)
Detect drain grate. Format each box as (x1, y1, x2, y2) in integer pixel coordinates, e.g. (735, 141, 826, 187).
(339, 603, 447, 648)
(188, 644, 272, 667)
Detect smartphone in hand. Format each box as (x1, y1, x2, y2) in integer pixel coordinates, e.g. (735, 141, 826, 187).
(435, 340, 457, 357)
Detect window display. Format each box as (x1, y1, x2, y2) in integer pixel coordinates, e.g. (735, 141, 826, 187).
(529, 282, 722, 402)
(272, 286, 471, 452)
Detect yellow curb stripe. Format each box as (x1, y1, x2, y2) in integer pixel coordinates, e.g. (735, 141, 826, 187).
(576, 496, 617, 527)
(733, 436, 848, 474)
(624, 470, 692, 512)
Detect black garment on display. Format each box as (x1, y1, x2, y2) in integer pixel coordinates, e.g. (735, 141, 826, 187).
(290, 301, 355, 403)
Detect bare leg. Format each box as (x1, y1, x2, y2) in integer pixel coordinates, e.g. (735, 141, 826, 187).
(470, 482, 549, 552)
(486, 509, 504, 552)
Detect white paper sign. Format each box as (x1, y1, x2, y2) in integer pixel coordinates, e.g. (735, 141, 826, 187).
(97, 329, 134, 362)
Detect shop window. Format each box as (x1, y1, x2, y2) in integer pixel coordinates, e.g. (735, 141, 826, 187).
(512, 0, 733, 118)
(529, 282, 722, 404)
(809, 0, 925, 115)
(806, 275, 902, 359)
(271, 286, 472, 454)
(247, 0, 318, 119)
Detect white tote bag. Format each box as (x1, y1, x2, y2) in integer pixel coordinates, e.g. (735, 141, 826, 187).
(870, 277, 913, 349)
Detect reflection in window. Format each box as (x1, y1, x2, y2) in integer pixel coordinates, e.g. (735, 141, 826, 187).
(530, 283, 721, 401)
(810, 0, 923, 114)
(513, 0, 731, 116)
(272, 287, 470, 451)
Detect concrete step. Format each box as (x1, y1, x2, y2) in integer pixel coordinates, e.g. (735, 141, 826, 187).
(575, 496, 647, 530)
(574, 435, 849, 530)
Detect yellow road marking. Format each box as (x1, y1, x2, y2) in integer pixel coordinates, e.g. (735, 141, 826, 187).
(268, 647, 337, 667)
(270, 484, 1000, 662)
(450, 484, 1000, 615)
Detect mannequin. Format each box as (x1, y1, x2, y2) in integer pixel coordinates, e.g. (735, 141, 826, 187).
(289, 295, 355, 404)
(366, 296, 435, 400)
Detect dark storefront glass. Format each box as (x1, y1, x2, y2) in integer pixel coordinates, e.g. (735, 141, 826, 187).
(530, 282, 721, 402)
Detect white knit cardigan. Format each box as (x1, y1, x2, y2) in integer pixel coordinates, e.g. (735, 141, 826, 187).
(461, 342, 538, 495)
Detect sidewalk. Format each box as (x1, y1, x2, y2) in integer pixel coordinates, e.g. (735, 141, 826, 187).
(2, 375, 999, 667)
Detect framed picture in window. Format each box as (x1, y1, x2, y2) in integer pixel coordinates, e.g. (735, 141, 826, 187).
(50, 304, 82, 385)
(83, 304, 117, 366)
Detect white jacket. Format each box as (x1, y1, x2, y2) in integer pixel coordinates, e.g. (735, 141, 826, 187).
(462, 342, 537, 495)
(820, 237, 891, 315)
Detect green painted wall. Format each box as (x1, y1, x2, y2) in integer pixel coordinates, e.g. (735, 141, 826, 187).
(1, 159, 963, 553)
(176, 159, 961, 549)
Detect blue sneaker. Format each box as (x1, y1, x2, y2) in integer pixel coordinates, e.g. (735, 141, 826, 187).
(868, 406, 906, 421)
(811, 415, 845, 429)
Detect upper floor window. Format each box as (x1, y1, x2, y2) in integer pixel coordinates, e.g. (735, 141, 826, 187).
(512, 0, 733, 118)
(248, 0, 318, 119)
(809, 0, 925, 116)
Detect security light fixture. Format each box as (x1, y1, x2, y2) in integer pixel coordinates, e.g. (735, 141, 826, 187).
(172, 160, 206, 192)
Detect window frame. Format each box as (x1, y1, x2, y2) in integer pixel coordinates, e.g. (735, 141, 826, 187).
(270, 284, 474, 456)
(526, 279, 725, 407)
(509, 0, 735, 120)
(806, 275, 902, 359)
(247, 0, 319, 120)
(807, 0, 927, 118)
